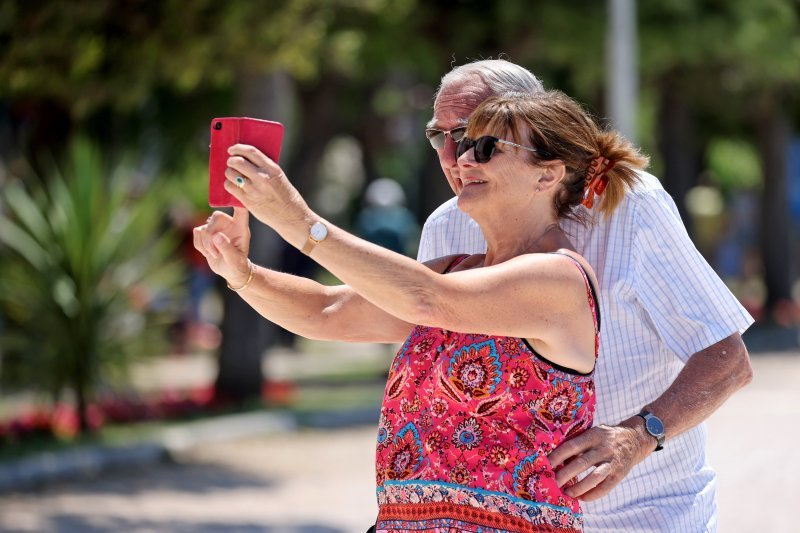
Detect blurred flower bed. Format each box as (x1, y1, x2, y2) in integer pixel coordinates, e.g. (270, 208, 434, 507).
(0, 381, 295, 447)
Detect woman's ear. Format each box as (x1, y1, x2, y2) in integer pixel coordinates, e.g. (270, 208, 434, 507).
(536, 161, 566, 192)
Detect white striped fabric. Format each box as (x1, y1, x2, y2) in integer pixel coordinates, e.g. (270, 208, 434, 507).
(416, 171, 754, 532)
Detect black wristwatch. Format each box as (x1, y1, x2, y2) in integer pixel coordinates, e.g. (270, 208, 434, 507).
(636, 410, 665, 451)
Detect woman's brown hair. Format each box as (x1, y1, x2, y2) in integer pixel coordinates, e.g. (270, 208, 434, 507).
(465, 90, 649, 220)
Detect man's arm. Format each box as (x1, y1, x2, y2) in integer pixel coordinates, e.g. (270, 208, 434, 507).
(548, 332, 753, 501)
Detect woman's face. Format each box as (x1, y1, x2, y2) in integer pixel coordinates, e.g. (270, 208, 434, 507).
(455, 124, 546, 216)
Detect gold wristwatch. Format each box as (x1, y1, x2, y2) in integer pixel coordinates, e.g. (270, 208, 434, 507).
(301, 221, 328, 255)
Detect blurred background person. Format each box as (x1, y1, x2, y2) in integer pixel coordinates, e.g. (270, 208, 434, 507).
(355, 177, 419, 257)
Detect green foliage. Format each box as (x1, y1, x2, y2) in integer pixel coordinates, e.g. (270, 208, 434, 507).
(515, 2, 607, 99)
(0, 0, 337, 117)
(0, 139, 185, 429)
(163, 153, 214, 213)
(640, 0, 800, 99)
(706, 138, 762, 192)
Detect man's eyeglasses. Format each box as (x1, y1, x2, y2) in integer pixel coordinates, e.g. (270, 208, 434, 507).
(456, 135, 543, 164)
(425, 126, 467, 150)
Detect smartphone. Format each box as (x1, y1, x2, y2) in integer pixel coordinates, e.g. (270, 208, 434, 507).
(208, 117, 285, 207)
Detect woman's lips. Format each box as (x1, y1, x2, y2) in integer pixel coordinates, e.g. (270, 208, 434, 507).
(461, 178, 487, 187)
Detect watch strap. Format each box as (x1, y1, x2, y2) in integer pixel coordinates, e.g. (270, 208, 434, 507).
(301, 235, 320, 255)
(301, 221, 328, 256)
(637, 410, 665, 451)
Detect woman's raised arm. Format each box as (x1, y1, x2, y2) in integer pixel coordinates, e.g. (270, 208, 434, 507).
(194, 208, 414, 344)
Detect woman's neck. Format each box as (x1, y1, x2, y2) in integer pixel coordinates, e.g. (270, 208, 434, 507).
(477, 212, 570, 266)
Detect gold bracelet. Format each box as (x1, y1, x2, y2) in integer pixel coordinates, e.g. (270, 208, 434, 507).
(227, 260, 255, 292)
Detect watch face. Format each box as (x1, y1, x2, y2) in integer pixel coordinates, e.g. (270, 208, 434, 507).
(646, 416, 665, 436)
(310, 221, 328, 241)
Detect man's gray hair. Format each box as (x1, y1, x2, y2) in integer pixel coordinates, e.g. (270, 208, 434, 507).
(435, 59, 545, 101)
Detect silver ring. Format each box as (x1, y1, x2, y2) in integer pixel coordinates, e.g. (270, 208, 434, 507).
(234, 176, 246, 190)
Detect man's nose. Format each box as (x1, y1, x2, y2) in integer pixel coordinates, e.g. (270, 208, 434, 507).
(440, 136, 459, 167)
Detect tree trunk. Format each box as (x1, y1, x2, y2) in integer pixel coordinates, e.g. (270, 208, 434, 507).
(76, 381, 89, 434)
(73, 345, 89, 433)
(657, 76, 699, 230)
(286, 73, 346, 199)
(753, 96, 793, 316)
(417, 151, 456, 222)
(215, 71, 295, 401)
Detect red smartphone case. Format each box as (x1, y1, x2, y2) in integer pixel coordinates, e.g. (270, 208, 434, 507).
(208, 117, 285, 208)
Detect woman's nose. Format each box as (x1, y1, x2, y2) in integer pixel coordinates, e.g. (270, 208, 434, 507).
(456, 146, 476, 167)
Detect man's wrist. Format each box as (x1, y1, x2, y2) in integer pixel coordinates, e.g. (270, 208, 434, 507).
(620, 416, 660, 456)
(636, 410, 666, 451)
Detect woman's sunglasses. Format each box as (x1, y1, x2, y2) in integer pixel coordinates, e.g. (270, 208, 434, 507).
(425, 126, 467, 150)
(456, 135, 543, 164)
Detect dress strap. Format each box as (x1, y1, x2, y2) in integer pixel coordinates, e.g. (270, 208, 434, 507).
(549, 252, 601, 356)
(443, 254, 470, 274)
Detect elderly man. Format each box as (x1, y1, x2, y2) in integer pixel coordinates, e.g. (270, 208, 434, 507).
(418, 59, 753, 532)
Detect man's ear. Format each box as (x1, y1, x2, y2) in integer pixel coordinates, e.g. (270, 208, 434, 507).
(537, 162, 567, 192)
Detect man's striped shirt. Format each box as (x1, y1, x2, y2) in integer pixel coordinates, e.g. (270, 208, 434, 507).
(416, 171, 753, 532)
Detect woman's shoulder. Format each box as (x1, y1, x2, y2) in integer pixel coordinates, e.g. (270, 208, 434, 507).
(550, 250, 599, 297)
(508, 250, 599, 298)
(550, 249, 596, 279)
(509, 248, 592, 271)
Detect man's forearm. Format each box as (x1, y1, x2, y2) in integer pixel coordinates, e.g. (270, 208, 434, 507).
(625, 332, 753, 446)
(550, 332, 753, 500)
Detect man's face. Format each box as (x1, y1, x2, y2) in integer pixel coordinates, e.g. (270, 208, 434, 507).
(428, 78, 492, 195)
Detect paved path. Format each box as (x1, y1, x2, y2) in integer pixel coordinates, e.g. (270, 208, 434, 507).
(0, 352, 797, 532)
(706, 353, 799, 533)
(0, 427, 378, 532)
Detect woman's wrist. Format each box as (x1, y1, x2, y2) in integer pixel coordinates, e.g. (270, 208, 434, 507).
(227, 259, 255, 292)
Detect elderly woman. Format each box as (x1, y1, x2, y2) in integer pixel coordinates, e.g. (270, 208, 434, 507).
(194, 90, 648, 532)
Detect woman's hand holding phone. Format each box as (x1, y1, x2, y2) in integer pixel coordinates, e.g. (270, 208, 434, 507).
(207, 116, 317, 262)
(222, 143, 314, 242)
(208, 117, 284, 208)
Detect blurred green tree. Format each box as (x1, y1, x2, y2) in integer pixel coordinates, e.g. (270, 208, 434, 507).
(0, 0, 337, 165)
(0, 139, 184, 433)
(1, 0, 342, 402)
(639, 0, 800, 316)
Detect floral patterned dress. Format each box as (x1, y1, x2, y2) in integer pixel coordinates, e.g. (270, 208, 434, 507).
(374, 254, 600, 532)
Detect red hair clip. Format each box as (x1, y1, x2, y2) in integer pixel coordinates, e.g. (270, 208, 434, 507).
(582, 156, 616, 209)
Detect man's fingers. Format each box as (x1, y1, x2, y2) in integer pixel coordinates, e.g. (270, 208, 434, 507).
(548, 425, 643, 500)
(563, 462, 612, 499)
(548, 429, 597, 467)
(554, 450, 604, 487)
(574, 473, 618, 502)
